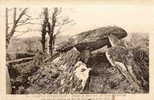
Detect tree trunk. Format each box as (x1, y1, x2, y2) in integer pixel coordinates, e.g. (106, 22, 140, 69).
(41, 23, 46, 52)
(48, 8, 57, 56)
(41, 8, 49, 52)
(5, 8, 9, 49)
(49, 34, 53, 56)
(6, 8, 27, 49)
(48, 19, 54, 56)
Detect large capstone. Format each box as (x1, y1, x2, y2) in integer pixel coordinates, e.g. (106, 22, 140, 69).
(56, 26, 127, 52)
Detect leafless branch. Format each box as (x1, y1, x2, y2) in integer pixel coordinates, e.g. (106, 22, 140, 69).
(15, 8, 28, 24)
(6, 8, 28, 49)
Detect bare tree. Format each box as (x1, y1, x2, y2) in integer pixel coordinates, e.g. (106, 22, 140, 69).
(47, 8, 57, 55)
(5, 8, 29, 94)
(41, 8, 50, 52)
(47, 7, 72, 55)
(40, 7, 72, 55)
(5, 8, 28, 49)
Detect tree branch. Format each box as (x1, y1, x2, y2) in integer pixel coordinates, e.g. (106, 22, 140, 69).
(7, 8, 27, 41)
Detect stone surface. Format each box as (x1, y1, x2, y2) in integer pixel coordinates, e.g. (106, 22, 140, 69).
(56, 26, 127, 52)
(105, 46, 149, 92)
(24, 48, 91, 94)
(8, 46, 149, 94)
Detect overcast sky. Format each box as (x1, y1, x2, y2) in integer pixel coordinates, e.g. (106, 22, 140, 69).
(1, 5, 154, 38)
(63, 5, 154, 35)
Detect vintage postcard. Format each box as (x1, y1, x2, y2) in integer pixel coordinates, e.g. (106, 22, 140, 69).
(0, 0, 154, 100)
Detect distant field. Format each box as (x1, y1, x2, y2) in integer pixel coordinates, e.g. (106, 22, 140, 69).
(7, 35, 70, 53)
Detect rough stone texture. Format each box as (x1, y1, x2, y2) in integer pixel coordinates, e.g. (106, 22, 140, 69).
(105, 46, 149, 92)
(24, 48, 91, 94)
(56, 26, 127, 52)
(7, 46, 149, 94)
(85, 51, 139, 93)
(131, 47, 149, 92)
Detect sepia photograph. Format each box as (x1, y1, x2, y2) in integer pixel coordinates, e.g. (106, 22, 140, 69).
(3, 6, 150, 95)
